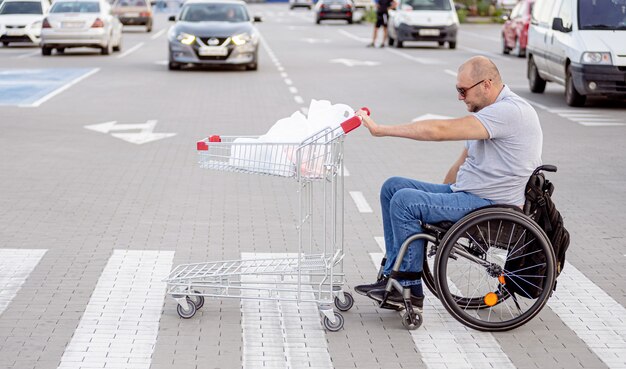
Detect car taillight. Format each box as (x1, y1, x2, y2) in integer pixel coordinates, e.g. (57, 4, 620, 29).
(346, 4, 351, 9)
(320, 4, 326, 9)
(91, 18, 104, 28)
(42, 18, 51, 28)
(140, 11, 151, 17)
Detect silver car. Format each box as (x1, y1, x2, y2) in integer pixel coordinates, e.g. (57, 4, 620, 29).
(40, 0, 122, 55)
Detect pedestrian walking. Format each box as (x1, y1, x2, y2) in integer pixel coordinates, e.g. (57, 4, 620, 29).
(368, 0, 396, 48)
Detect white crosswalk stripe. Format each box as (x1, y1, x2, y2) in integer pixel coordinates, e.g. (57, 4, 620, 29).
(548, 109, 625, 127)
(0, 249, 47, 315)
(57, 250, 174, 369)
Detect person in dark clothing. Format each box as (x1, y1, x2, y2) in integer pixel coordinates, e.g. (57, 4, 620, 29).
(368, 0, 396, 47)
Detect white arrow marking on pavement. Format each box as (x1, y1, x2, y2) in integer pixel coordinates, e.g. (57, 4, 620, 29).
(330, 58, 380, 67)
(413, 113, 453, 121)
(302, 38, 331, 44)
(84, 120, 176, 144)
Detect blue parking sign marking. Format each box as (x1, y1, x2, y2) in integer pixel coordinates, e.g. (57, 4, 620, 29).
(0, 68, 98, 107)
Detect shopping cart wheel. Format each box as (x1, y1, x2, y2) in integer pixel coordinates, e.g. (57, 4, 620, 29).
(323, 311, 344, 332)
(401, 310, 422, 330)
(334, 292, 354, 312)
(177, 297, 197, 319)
(187, 291, 204, 310)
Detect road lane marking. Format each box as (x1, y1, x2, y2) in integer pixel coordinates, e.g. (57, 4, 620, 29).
(289, 86, 298, 94)
(284, 78, 293, 85)
(349, 191, 373, 213)
(386, 48, 442, 65)
(529, 104, 626, 127)
(294, 96, 304, 104)
(150, 29, 167, 40)
(18, 68, 100, 108)
(444, 69, 457, 77)
(0, 249, 47, 315)
(260, 33, 305, 107)
(241, 253, 333, 369)
(57, 250, 174, 369)
(461, 31, 500, 43)
(340, 165, 349, 176)
(458, 45, 507, 61)
(85, 120, 176, 144)
(548, 262, 626, 368)
(370, 240, 515, 369)
(14, 50, 40, 59)
(337, 29, 370, 43)
(117, 42, 145, 59)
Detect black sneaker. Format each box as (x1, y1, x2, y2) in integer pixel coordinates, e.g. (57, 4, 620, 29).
(366, 288, 424, 309)
(354, 277, 388, 296)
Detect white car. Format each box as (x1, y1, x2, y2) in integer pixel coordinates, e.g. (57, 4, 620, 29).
(289, 0, 312, 10)
(387, 0, 459, 49)
(0, 0, 50, 46)
(40, 0, 122, 55)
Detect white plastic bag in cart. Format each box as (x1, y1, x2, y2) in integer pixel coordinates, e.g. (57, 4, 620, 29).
(228, 100, 355, 177)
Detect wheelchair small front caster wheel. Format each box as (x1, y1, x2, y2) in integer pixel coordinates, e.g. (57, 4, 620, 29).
(177, 297, 197, 319)
(323, 312, 344, 332)
(334, 292, 354, 312)
(187, 290, 204, 310)
(402, 310, 422, 330)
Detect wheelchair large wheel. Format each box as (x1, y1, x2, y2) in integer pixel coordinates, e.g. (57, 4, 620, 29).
(434, 208, 555, 331)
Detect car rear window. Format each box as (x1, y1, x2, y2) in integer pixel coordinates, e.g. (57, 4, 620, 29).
(115, 0, 146, 7)
(50, 1, 100, 13)
(402, 0, 451, 11)
(0, 1, 43, 14)
(179, 3, 249, 22)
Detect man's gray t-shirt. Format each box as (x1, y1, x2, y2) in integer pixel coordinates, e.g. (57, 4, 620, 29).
(450, 85, 543, 206)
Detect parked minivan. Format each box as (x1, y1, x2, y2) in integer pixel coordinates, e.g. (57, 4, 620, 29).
(527, 0, 626, 106)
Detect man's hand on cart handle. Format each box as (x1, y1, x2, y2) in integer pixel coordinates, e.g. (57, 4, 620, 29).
(356, 108, 382, 137)
(340, 107, 370, 134)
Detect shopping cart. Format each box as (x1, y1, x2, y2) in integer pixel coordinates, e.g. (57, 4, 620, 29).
(163, 110, 366, 331)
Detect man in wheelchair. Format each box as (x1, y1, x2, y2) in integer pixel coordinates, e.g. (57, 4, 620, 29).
(354, 56, 543, 319)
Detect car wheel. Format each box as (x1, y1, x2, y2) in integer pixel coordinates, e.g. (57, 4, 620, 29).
(2, 41, 9, 47)
(41, 46, 52, 56)
(246, 63, 258, 71)
(502, 35, 510, 54)
(347, 17, 353, 24)
(113, 38, 122, 52)
(448, 41, 456, 49)
(438, 41, 444, 47)
(316, 17, 321, 24)
(56, 48, 65, 54)
(388, 36, 395, 46)
(146, 22, 152, 32)
(528, 56, 547, 93)
(395, 40, 403, 48)
(565, 66, 586, 107)
(101, 40, 113, 55)
(168, 61, 181, 70)
(514, 37, 525, 57)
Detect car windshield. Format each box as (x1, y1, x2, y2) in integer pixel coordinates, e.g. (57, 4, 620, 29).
(0, 1, 42, 14)
(179, 3, 249, 22)
(579, 0, 626, 30)
(114, 0, 146, 7)
(401, 0, 451, 11)
(50, 1, 100, 13)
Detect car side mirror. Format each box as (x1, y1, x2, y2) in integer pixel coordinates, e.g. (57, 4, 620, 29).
(551, 17, 570, 32)
(253, 15, 262, 22)
(169, 15, 176, 21)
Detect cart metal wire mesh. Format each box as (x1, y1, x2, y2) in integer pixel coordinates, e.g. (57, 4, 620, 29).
(163, 116, 362, 331)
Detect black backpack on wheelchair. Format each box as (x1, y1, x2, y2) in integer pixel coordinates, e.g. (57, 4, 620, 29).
(504, 165, 570, 299)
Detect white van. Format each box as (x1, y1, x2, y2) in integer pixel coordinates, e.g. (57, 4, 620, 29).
(387, 0, 459, 49)
(527, 0, 626, 106)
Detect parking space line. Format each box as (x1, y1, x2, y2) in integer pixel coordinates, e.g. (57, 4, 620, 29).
(18, 68, 100, 108)
(241, 253, 333, 369)
(444, 69, 457, 77)
(337, 29, 370, 43)
(349, 191, 373, 213)
(57, 250, 174, 369)
(150, 29, 167, 40)
(386, 48, 443, 65)
(458, 45, 507, 61)
(14, 50, 40, 59)
(0, 249, 47, 315)
(548, 262, 626, 368)
(117, 42, 145, 59)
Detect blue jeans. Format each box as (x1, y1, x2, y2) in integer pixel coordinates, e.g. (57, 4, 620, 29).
(381, 177, 493, 287)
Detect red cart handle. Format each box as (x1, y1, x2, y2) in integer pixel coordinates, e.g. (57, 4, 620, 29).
(340, 107, 370, 134)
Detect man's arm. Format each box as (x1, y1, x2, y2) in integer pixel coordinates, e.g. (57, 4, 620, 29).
(443, 148, 468, 184)
(356, 110, 489, 141)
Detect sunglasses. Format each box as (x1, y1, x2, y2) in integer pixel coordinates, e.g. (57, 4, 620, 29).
(456, 79, 487, 97)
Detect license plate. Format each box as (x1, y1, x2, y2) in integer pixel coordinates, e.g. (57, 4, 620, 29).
(6, 29, 24, 36)
(62, 21, 84, 28)
(419, 28, 440, 36)
(125, 12, 139, 17)
(330, 4, 342, 9)
(198, 46, 228, 56)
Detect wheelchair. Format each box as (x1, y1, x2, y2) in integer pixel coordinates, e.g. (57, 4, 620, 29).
(371, 165, 558, 332)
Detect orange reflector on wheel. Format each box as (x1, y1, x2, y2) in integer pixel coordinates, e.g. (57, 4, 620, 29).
(484, 292, 498, 307)
(498, 275, 506, 285)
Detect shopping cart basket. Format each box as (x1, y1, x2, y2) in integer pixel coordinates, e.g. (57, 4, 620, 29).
(163, 111, 365, 331)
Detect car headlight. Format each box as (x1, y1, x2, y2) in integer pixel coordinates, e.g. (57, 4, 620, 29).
(581, 52, 612, 65)
(176, 32, 196, 45)
(232, 33, 251, 46)
(31, 20, 42, 28)
(395, 13, 408, 25)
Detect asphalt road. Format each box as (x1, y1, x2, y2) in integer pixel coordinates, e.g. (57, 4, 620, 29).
(1, 4, 626, 369)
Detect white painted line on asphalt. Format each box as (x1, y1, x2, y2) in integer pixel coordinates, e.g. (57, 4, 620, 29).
(294, 95, 304, 104)
(19, 68, 100, 108)
(0, 249, 47, 315)
(340, 165, 350, 176)
(386, 48, 442, 65)
(578, 122, 626, 127)
(150, 28, 167, 40)
(57, 250, 174, 369)
(458, 45, 507, 61)
(349, 191, 373, 213)
(461, 31, 500, 43)
(117, 42, 145, 59)
(280, 72, 288, 78)
(444, 69, 457, 77)
(284, 78, 293, 85)
(525, 98, 550, 111)
(14, 50, 40, 59)
(241, 253, 333, 369)
(549, 262, 626, 368)
(369, 239, 515, 369)
(289, 86, 298, 94)
(337, 29, 370, 43)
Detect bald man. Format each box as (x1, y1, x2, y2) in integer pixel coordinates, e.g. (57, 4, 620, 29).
(354, 56, 543, 310)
